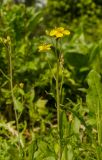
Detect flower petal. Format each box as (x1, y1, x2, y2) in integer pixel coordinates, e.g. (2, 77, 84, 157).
(49, 29, 57, 36)
(63, 30, 70, 35)
(38, 44, 52, 52)
(56, 32, 63, 38)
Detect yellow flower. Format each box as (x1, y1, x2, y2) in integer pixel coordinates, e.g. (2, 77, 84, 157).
(38, 44, 52, 52)
(49, 27, 70, 38)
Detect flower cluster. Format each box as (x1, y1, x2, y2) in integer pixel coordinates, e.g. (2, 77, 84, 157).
(38, 27, 70, 52)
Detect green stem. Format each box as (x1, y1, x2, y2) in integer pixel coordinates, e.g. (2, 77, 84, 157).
(56, 57, 60, 133)
(97, 101, 102, 159)
(55, 39, 62, 160)
(8, 44, 23, 157)
(0, 68, 10, 81)
(8, 44, 18, 132)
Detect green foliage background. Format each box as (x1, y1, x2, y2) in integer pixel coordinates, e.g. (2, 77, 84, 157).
(0, 0, 102, 159)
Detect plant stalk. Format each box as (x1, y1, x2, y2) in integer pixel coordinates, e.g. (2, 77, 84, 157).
(8, 43, 19, 134)
(8, 43, 23, 157)
(56, 39, 62, 160)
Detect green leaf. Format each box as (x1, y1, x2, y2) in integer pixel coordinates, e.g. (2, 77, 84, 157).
(86, 70, 102, 113)
(86, 69, 102, 144)
(36, 98, 48, 116)
(13, 97, 23, 113)
(27, 11, 43, 34)
(72, 116, 80, 134)
(62, 144, 73, 160)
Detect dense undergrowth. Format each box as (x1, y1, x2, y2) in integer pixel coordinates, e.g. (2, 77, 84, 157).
(0, 0, 102, 160)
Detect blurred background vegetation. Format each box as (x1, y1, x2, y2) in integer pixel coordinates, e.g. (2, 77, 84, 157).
(0, 0, 102, 159)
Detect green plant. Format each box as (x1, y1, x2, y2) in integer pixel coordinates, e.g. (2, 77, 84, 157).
(0, 1, 102, 159)
(86, 70, 102, 159)
(38, 27, 71, 160)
